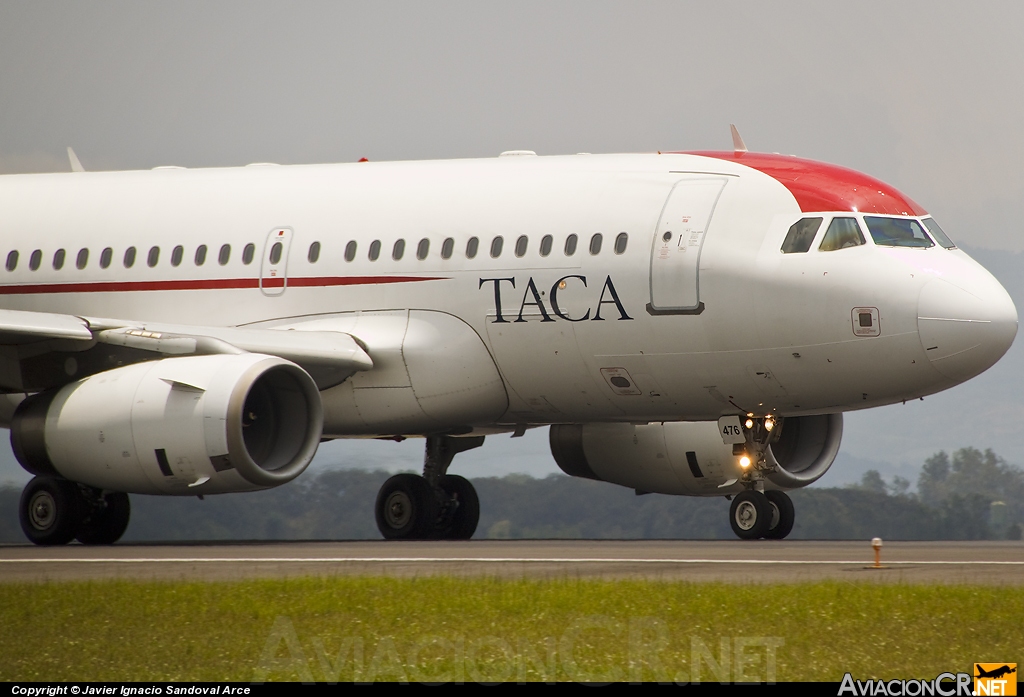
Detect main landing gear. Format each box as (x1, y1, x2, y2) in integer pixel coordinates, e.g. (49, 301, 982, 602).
(728, 414, 796, 540)
(19, 475, 131, 546)
(375, 435, 484, 540)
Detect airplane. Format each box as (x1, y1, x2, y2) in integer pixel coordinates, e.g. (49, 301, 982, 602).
(0, 131, 1016, 546)
(975, 665, 1016, 680)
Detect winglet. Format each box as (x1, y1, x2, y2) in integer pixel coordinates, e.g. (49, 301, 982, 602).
(729, 125, 747, 155)
(67, 147, 85, 173)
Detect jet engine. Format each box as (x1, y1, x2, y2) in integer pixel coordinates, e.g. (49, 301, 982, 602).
(550, 414, 842, 496)
(11, 353, 323, 495)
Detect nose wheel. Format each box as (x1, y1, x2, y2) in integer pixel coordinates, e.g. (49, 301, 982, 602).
(729, 490, 771, 539)
(764, 490, 795, 539)
(728, 489, 795, 540)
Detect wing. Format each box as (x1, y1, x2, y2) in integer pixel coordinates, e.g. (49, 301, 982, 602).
(0, 308, 373, 392)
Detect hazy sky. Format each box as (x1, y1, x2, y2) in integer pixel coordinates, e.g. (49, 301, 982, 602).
(1, 2, 1022, 487)
(2, 2, 1024, 250)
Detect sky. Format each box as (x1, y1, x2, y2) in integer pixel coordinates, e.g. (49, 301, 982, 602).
(1, 1, 1023, 488)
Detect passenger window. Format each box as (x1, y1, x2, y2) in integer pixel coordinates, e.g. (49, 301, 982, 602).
(219, 244, 231, 265)
(124, 247, 137, 268)
(515, 235, 528, 257)
(308, 241, 321, 263)
(194, 245, 207, 266)
(819, 218, 865, 252)
(76, 248, 88, 269)
(100, 247, 113, 269)
(589, 233, 603, 255)
(614, 232, 628, 254)
(344, 241, 357, 262)
(864, 216, 934, 248)
(490, 236, 503, 258)
(242, 243, 256, 265)
(539, 235, 553, 257)
(416, 238, 429, 260)
(29, 250, 41, 271)
(170, 246, 184, 267)
(393, 239, 405, 260)
(368, 240, 381, 261)
(466, 237, 479, 259)
(564, 234, 578, 256)
(53, 249, 66, 270)
(441, 237, 454, 259)
(148, 246, 160, 267)
(5, 251, 17, 271)
(922, 218, 956, 249)
(269, 242, 282, 264)
(781, 217, 823, 253)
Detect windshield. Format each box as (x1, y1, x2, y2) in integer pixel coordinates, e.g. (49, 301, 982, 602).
(864, 216, 934, 248)
(819, 217, 865, 251)
(922, 218, 957, 249)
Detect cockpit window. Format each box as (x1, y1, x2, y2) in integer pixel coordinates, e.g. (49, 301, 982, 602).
(922, 218, 956, 249)
(818, 217, 865, 251)
(781, 217, 822, 253)
(864, 216, 934, 248)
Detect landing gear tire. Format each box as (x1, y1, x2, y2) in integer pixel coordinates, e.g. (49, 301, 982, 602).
(435, 474, 480, 540)
(729, 490, 771, 540)
(19, 476, 84, 546)
(76, 491, 131, 545)
(375, 473, 439, 540)
(763, 490, 795, 540)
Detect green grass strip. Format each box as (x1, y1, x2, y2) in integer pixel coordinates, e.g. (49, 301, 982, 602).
(2, 577, 1020, 683)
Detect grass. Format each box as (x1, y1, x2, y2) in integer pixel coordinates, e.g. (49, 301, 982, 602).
(1, 577, 1020, 683)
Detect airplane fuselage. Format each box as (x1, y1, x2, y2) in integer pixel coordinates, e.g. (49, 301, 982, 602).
(0, 152, 1014, 437)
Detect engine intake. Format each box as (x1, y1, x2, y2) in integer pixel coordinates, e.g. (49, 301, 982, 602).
(550, 414, 843, 495)
(11, 354, 323, 495)
(764, 413, 843, 488)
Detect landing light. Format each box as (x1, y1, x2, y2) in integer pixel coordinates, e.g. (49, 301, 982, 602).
(744, 418, 754, 429)
(765, 417, 775, 432)
(739, 455, 752, 469)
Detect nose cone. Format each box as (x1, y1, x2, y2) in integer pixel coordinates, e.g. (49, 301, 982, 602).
(918, 276, 1017, 382)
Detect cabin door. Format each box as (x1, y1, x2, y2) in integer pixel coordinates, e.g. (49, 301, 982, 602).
(649, 178, 727, 314)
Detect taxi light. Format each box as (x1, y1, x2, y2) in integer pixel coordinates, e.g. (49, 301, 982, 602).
(765, 417, 775, 431)
(744, 418, 754, 429)
(739, 455, 752, 468)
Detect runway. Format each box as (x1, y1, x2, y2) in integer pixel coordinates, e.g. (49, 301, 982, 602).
(1, 539, 1022, 584)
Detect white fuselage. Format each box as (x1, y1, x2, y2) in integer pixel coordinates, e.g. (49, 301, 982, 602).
(0, 153, 1015, 436)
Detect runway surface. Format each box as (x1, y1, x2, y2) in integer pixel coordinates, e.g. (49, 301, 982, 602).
(1, 539, 1022, 583)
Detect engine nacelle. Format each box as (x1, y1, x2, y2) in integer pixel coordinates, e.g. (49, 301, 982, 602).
(11, 354, 323, 495)
(550, 414, 843, 496)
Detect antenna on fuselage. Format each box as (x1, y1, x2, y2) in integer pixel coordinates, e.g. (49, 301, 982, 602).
(67, 147, 85, 173)
(730, 124, 747, 155)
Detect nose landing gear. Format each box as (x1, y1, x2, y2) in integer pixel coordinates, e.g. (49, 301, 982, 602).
(728, 415, 796, 540)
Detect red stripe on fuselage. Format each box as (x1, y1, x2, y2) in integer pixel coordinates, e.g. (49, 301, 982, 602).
(686, 151, 927, 216)
(0, 275, 448, 295)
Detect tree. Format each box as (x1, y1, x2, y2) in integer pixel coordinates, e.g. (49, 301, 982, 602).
(854, 469, 888, 495)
